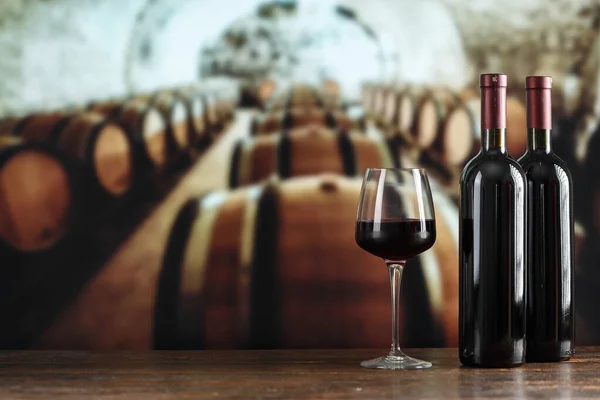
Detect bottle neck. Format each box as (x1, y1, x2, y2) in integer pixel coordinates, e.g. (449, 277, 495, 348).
(480, 85, 506, 155)
(527, 128, 552, 154)
(482, 128, 506, 154)
(526, 86, 552, 154)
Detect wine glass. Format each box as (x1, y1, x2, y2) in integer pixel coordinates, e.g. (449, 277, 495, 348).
(355, 168, 437, 370)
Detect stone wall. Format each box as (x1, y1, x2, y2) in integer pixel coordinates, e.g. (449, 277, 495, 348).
(0, 0, 146, 116)
(444, 0, 599, 106)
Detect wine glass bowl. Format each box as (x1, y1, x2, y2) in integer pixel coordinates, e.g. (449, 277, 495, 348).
(355, 168, 437, 370)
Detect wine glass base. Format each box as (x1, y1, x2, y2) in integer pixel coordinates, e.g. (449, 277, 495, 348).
(360, 354, 432, 370)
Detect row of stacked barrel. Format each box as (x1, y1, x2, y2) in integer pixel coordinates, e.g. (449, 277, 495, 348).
(0, 81, 239, 255)
(361, 83, 528, 200)
(232, 82, 385, 187)
(154, 81, 459, 351)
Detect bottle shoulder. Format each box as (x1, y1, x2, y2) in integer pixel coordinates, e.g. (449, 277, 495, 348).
(460, 152, 526, 184)
(517, 151, 573, 183)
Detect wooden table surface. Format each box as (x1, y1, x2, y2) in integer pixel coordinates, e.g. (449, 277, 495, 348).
(0, 348, 598, 399)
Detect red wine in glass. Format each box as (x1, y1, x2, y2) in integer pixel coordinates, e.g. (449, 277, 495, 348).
(356, 219, 436, 260)
(355, 168, 437, 370)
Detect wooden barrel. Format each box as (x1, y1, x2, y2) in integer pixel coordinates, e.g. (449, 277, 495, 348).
(269, 96, 323, 113)
(257, 79, 277, 108)
(372, 86, 387, 121)
(87, 100, 123, 119)
(289, 84, 320, 100)
(203, 93, 221, 133)
(88, 101, 124, 118)
(112, 99, 169, 175)
(381, 88, 399, 130)
(0, 136, 75, 252)
(229, 126, 394, 188)
(329, 109, 353, 132)
(216, 97, 234, 124)
(156, 93, 192, 157)
(439, 97, 480, 167)
(10, 112, 73, 142)
(9, 112, 134, 202)
(239, 79, 276, 109)
(268, 85, 324, 112)
(214, 91, 236, 123)
(438, 94, 527, 165)
(414, 88, 461, 149)
(0, 117, 21, 134)
(134, 93, 191, 157)
(171, 88, 210, 149)
(396, 86, 426, 136)
(506, 97, 528, 158)
(155, 174, 459, 349)
(252, 108, 337, 136)
(288, 90, 321, 106)
(253, 108, 351, 134)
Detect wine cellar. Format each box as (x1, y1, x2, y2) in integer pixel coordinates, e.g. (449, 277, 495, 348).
(0, 0, 599, 350)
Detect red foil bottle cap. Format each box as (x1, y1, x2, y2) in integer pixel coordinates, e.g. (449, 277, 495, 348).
(480, 73, 508, 88)
(525, 76, 552, 129)
(480, 73, 507, 129)
(525, 76, 552, 89)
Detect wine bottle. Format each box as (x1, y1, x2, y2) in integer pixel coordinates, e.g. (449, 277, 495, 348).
(518, 76, 574, 362)
(459, 73, 526, 367)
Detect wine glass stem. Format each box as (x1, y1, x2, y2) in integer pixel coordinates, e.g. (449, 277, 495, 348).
(387, 262, 406, 357)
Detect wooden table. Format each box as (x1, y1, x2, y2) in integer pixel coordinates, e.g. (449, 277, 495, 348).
(0, 348, 598, 399)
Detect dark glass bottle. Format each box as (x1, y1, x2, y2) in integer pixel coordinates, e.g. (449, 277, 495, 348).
(459, 73, 526, 368)
(518, 76, 574, 362)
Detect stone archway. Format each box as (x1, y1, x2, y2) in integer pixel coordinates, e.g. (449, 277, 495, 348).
(125, 0, 266, 93)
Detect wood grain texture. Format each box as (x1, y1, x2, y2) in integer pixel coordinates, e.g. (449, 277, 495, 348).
(0, 347, 598, 399)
